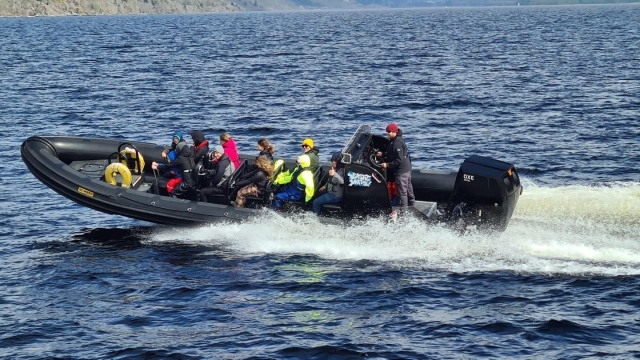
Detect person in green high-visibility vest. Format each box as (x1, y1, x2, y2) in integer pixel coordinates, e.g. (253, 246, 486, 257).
(272, 154, 315, 211)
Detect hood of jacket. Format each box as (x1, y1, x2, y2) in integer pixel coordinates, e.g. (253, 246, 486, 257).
(191, 130, 205, 146)
(175, 140, 192, 156)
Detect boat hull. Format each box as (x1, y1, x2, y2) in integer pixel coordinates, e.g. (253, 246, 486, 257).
(21, 136, 257, 226)
(22, 132, 521, 231)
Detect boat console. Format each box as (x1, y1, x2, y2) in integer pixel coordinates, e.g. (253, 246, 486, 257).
(333, 124, 522, 232)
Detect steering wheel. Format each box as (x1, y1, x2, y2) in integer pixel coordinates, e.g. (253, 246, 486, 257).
(369, 151, 383, 169)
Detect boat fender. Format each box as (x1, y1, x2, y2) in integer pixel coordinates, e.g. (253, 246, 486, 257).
(105, 162, 132, 188)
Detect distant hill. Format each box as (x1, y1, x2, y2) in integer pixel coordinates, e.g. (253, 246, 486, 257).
(0, 0, 636, 17)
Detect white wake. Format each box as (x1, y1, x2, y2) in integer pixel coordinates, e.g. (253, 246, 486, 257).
(149, 181, 640, 276)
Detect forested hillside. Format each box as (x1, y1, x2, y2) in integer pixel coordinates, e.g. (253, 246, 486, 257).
(0, 0, 636, 17)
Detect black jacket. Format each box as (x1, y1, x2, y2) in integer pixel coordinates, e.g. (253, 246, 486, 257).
(259, 150, 274, 162)
(384, 129, 412, 174)
(207, 154, 233, 188)
(234, 167, 269, 195)
(190, 130, 210, 166)
(161, 140, 196, 186)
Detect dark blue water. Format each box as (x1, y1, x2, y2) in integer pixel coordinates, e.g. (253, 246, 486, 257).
(2, 5, 640, 359)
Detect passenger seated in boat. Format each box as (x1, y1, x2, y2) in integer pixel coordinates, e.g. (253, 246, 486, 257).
(155, 131, 196, 198)
(147, 149, 181, 196)
(220, 133, 242, 169)
(269, 138, 316, 180)
(149, 131, 195, 197)
(198, 145, 235, 202)
(272, 154, 315, 211)
(257, 138, 275, 162)
(301, 138, 320, 172)
(231, 155, 274, 208)
(162, 149, 183, 195)
(190, 130, 210, 190)
(312, 152, 345, 215)
(190, 130, 210, 167)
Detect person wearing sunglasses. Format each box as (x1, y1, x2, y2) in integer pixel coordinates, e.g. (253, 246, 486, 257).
(272, 137, 320, 186)
(301, 138, 319, 172)
(376, 123, 415, 211)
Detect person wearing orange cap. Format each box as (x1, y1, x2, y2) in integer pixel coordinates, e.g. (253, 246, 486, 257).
(301, 138, 319, 172)
(376, 123, 415, 211)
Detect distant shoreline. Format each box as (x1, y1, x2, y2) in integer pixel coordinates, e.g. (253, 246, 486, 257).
(1, 0, 637, 18)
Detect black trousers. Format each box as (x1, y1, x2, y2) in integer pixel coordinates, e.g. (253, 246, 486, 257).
(198, 186, 225, 202)
(170, 180, 194, 199)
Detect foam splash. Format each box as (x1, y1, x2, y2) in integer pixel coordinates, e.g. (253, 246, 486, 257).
(150, 181, 640, 276)
(515, 179, 640, 227)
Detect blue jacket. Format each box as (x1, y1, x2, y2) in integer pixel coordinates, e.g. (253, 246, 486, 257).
(158, 150, 182, 179)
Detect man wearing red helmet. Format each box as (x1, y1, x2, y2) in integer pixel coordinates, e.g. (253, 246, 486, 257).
(377, 123, 415, 211)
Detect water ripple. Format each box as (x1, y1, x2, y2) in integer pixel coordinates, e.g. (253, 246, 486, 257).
(2, 5, 640, 359)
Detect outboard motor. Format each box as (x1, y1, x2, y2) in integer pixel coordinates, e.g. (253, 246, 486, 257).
(448, 155, 522, 232)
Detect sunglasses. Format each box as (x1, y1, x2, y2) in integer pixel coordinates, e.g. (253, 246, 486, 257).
(301, 145, 310, 148)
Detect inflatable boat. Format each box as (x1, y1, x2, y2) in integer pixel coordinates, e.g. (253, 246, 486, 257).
(21, 124, 522, 232)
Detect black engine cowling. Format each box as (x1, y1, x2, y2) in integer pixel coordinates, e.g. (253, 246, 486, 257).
(449, 155, 522, 232)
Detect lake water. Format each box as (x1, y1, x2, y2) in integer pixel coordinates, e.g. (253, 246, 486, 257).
(1, 5, 639, 358)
